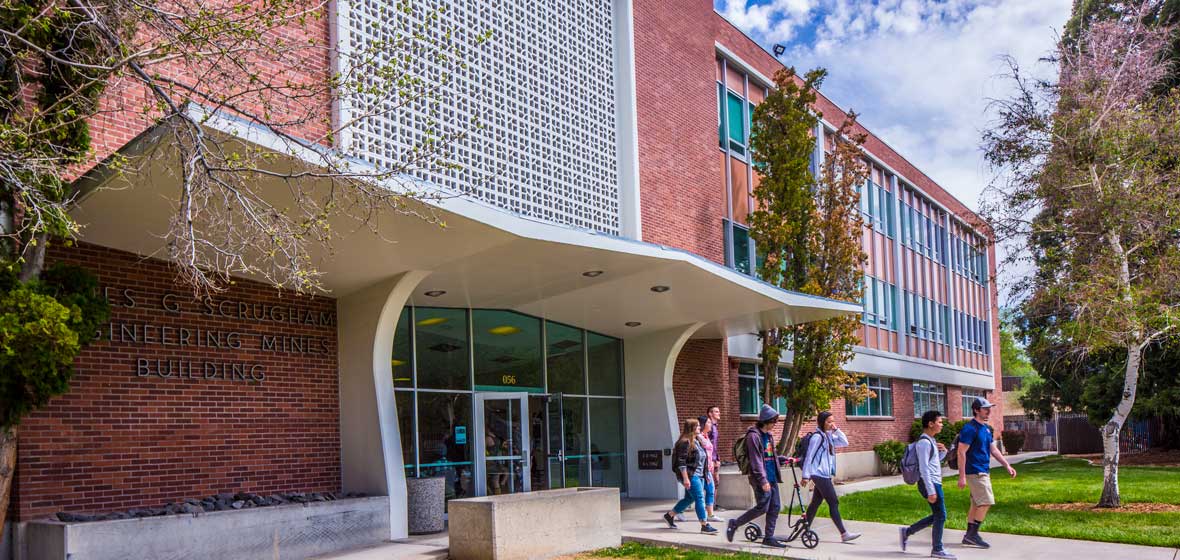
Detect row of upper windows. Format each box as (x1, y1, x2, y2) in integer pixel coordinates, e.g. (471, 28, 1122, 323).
(957, 311, 991, 354)
(906, 291, 949, 345)
(951, 235, 988, 284)
(726, 220, 991, 356)
(849, 378, 986, 419)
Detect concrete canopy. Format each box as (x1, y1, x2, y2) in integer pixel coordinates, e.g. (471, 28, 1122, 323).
(72, 106, 860, 340)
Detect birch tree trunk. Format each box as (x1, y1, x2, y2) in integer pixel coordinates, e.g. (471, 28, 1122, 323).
(0, 427, 16, 539)
(1098, 341, 1142, 508)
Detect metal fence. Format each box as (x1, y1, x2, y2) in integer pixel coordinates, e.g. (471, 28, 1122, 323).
(1053, 413, 1160, 455)
(1003, 414, 1057, 452)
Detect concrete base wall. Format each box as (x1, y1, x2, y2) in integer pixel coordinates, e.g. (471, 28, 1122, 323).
(835, 450, 882, 480)
(21, 497, 389, 560)
(449, 487, 621, 560)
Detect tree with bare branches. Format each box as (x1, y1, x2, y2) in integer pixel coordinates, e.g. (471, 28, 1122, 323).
(1, 0, 487, 534)
(983, 0, 1180, 507)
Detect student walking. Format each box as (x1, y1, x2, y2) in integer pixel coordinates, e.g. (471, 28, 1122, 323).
(726, 404, 788, 548)
(662, 418, 718, 534)
(697, 415, 723, 522)
(800, 411, 861, 543)
(957, 397, 1017, 549)
(706, 405, 723, 510)
(900, 410, 955, 559)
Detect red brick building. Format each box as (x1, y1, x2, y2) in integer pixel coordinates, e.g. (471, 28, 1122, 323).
(4, 0, 998, 555)
(632, 0, 1002, 476)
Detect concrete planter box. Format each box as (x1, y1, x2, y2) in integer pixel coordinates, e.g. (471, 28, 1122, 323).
(716, 471, 795, 511)
(22, 496, 389, 560)
(449, 487, 621, 560)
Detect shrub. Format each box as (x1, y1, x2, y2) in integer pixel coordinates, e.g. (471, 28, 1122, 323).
(909, 417, 969, 446)
(0, 264, 109, 429)
(1001, 430, 1026, 455)
(874, 439, 906, 475)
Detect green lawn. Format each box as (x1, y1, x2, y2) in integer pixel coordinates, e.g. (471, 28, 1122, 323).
(812, 455, 1180, 548)
(591, 542, 763, 559)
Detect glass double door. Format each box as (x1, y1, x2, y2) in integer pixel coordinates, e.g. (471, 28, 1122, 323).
(473, 393, 582, 496)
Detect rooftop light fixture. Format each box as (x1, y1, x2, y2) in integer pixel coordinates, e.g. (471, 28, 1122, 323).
(582, 270, 604, 277)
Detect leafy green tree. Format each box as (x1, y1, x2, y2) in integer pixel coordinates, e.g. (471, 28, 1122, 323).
(748, 67, 870, 454)
(983, 2, 1180, 506)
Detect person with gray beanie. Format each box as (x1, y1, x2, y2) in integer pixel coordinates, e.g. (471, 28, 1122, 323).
(725, 404, 789, 548)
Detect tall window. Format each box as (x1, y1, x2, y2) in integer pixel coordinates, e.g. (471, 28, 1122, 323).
(846, 376, 893, 417)
(861, 180, 894, 236)
(863, 275, 895, 330)
(913, 382, 947, 418)
(961, 388, 987, 418)
(724, 220, 753, 276)
(738, 362, 789, 415)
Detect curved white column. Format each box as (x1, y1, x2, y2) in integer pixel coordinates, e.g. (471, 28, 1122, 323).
(337, 271, 429, 540)
(623, 323, 705, 499)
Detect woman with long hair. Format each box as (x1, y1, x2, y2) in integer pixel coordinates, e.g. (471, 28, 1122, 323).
(661, 418, 718, 533)
(697, 414, 722, 522)
(801, 411, 860, 542)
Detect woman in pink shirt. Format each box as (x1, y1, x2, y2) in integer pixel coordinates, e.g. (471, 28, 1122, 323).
(697, 415, 722, 522)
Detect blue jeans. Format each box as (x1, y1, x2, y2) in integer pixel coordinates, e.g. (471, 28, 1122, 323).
(906, 481, 946, 552)
(703, 472, 716, 507)
(672, 475, 707, 521)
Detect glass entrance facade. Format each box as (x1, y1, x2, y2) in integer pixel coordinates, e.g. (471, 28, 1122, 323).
(393, 306, 626, 501)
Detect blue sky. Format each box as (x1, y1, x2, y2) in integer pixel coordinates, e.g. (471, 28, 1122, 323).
(713, 0, 1071, 218)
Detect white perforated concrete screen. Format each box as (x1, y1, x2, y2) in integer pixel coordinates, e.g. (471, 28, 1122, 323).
(340, 0, 621, 234)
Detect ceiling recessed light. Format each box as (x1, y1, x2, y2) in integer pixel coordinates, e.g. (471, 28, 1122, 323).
(650, 285, 670, 293)
(416, 317, 449, 327)
(625, 321, 641, 327)
(582, 270, 604, 277)
(424, 290, 446, 297)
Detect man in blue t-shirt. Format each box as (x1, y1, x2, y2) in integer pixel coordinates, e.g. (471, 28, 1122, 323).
(956, 397, 1016, 549)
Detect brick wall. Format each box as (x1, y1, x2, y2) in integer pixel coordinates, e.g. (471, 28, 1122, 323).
(81, 2, 332, 180)
(12, 243, 339, 521)
(633, 0, 727, 263)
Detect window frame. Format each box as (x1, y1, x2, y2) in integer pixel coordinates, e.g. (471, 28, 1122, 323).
(737, 362, 790, 416)
(846, 376, 894, 418)
(912, 381, 947, 418)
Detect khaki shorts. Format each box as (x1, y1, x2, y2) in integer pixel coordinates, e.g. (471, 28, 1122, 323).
(967, 473, 995, 506)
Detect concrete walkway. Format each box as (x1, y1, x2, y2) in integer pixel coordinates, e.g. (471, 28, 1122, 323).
(310, 452, 1152, 560)
(622, 499, 1180, 560)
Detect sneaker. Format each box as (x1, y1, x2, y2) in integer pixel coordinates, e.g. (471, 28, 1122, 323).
(675, 513, 686, 522)
(725, 519, 737, 543)
(708, 515, 724, 522)
(762, 537, 787, 548)
(899, 527, 909, 552)
(931, 550, 957, 559)
(962, 534, 990, 549)
(662, 512, 677, 529)
(841, 532, 862, 543)
(701, 524, 719, 534)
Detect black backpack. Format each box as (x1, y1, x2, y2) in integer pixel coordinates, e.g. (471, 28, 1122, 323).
(948, 423, 992, 470)
(792, 431, 818, 463)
